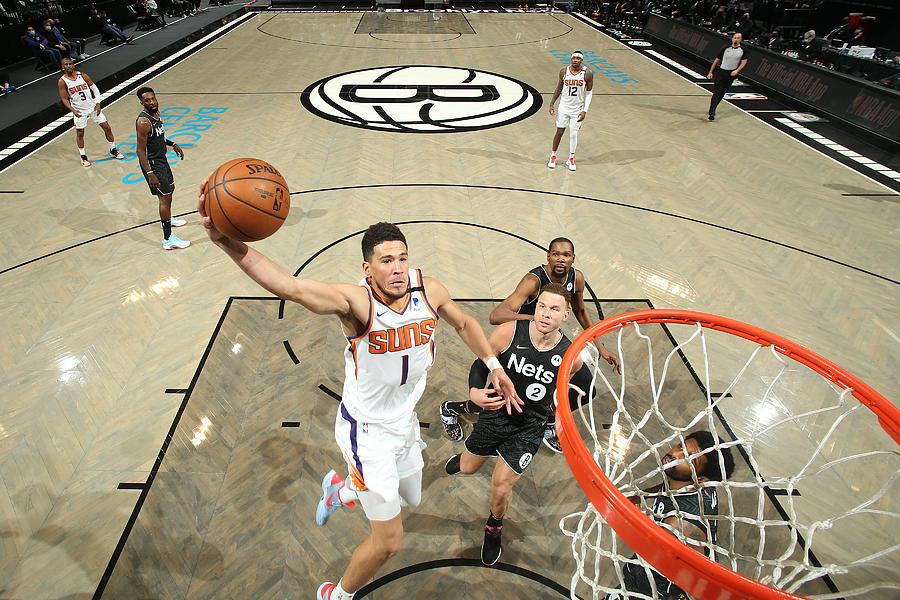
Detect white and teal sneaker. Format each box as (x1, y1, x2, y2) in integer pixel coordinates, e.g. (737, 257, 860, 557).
(170, 216, 186, 227)
(315, 470, 354, 526)
(162, 235, 190, 250)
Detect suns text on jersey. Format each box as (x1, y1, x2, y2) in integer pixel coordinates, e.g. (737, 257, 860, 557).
(367, 319, 436, 354)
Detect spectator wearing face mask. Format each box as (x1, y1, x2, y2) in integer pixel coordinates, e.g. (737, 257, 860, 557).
(22, 25, 63, 68)
(41, 19, 76, 59)
(800, 29, 825, 62)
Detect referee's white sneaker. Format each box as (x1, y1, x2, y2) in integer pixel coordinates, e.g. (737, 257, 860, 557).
(566, 157, 577, 171)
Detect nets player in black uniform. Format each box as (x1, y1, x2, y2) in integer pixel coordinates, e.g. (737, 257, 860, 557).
(443, 283, 584, 566)
(608, 430, 735, 600)
(135, 86, 189, 250)
(440, 237, 619, 451)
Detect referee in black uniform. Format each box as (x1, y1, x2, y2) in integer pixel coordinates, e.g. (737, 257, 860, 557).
(707, 32, 748, 121)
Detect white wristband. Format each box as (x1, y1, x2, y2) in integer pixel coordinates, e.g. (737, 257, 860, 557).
(485, 357, 502, 371)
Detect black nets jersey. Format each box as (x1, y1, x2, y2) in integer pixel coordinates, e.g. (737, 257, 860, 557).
(483, 319, 572, 427)
(518, 265, 576, 316)
(648, 486, 719, 550)
(137, 110, 167, 161)
(615, 486, 719, 598)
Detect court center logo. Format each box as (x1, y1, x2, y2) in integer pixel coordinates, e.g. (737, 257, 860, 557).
(301, 65, 542, 133)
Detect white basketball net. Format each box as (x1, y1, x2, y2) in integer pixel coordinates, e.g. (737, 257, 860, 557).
(560, 318, 899, 600)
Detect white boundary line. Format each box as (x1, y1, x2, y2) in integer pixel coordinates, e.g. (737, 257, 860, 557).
(774, 117, 900, 181)
(645, 49, 705, 79)
(571, 11, 899, 194)
(0, 12, 255, 175)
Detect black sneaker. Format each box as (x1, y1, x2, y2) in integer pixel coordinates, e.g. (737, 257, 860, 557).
(481, 524, 502, 566)
(109, 147, 126, 160)
(439, 401, 463, 441)
(708, 114, 715, 121)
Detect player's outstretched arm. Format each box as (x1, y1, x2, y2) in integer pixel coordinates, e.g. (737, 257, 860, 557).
(661, 515, 709, 547)
(488, 274, 540, 325)
(467, 322, 517, 411)
(572, 270, 621, 373)
(426, 278, 523, 413)
(198, 182, 361, 318)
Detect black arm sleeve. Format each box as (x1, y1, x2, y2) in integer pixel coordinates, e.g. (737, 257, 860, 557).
(468, 358, 491, 389)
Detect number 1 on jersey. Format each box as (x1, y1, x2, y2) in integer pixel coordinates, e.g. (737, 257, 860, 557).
(400, 354, 409, 385)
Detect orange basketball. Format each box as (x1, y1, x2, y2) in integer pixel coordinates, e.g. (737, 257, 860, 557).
(204, 158, 290, 242)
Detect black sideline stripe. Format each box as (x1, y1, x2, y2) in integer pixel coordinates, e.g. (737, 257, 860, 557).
(355, 557, 575, 598)
(318, 384, 342, 402)
(4, 189, 896, 286)
(116, 482, 145, 490)
(281, 421, 301, 427)
(94, 297, 235, 599)
(164, 388, 188, 394)
(842, 193, 898, 197)
(283, 340, 300, 364)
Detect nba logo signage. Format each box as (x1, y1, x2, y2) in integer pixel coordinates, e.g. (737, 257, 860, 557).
(301, 65, 542, 133)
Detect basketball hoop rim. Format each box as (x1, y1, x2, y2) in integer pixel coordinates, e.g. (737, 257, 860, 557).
(555, 309, 899, 600)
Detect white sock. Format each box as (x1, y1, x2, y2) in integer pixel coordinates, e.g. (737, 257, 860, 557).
(334, 580, 354, 600)
(78, 147, 86, 157)
(108, 141, 116, 150)
(551, 150, 557, 158)
(337, 484, 358, 505)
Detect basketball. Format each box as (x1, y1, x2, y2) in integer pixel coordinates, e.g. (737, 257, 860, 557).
(204, 158, 290, 242)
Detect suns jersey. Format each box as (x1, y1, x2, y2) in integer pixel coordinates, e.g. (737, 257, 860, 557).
(61, 72, 95, 112)
(558, 66, 588, 113)
(342, 268, 439, 424)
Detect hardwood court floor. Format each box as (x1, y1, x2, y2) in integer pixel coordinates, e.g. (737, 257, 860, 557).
(0, 11, 897, 599)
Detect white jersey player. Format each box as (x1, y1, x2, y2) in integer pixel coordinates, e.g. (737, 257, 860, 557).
(547, 50, 594, 172)
(57, 57, 126, 167)
(196, 216, 521, 600)
(342, 267, 436, 425)
(334, 267, 437, 524)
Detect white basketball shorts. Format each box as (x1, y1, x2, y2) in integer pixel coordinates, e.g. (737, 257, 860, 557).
(73, 108, 107, 129)
(555, 109, 583, 131)
(334, 402, 426, 521)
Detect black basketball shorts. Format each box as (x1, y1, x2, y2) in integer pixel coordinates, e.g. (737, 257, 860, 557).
(465, 414, 544, 475)
(603, 560, 687, 600)
(143, 158, 174, 196)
